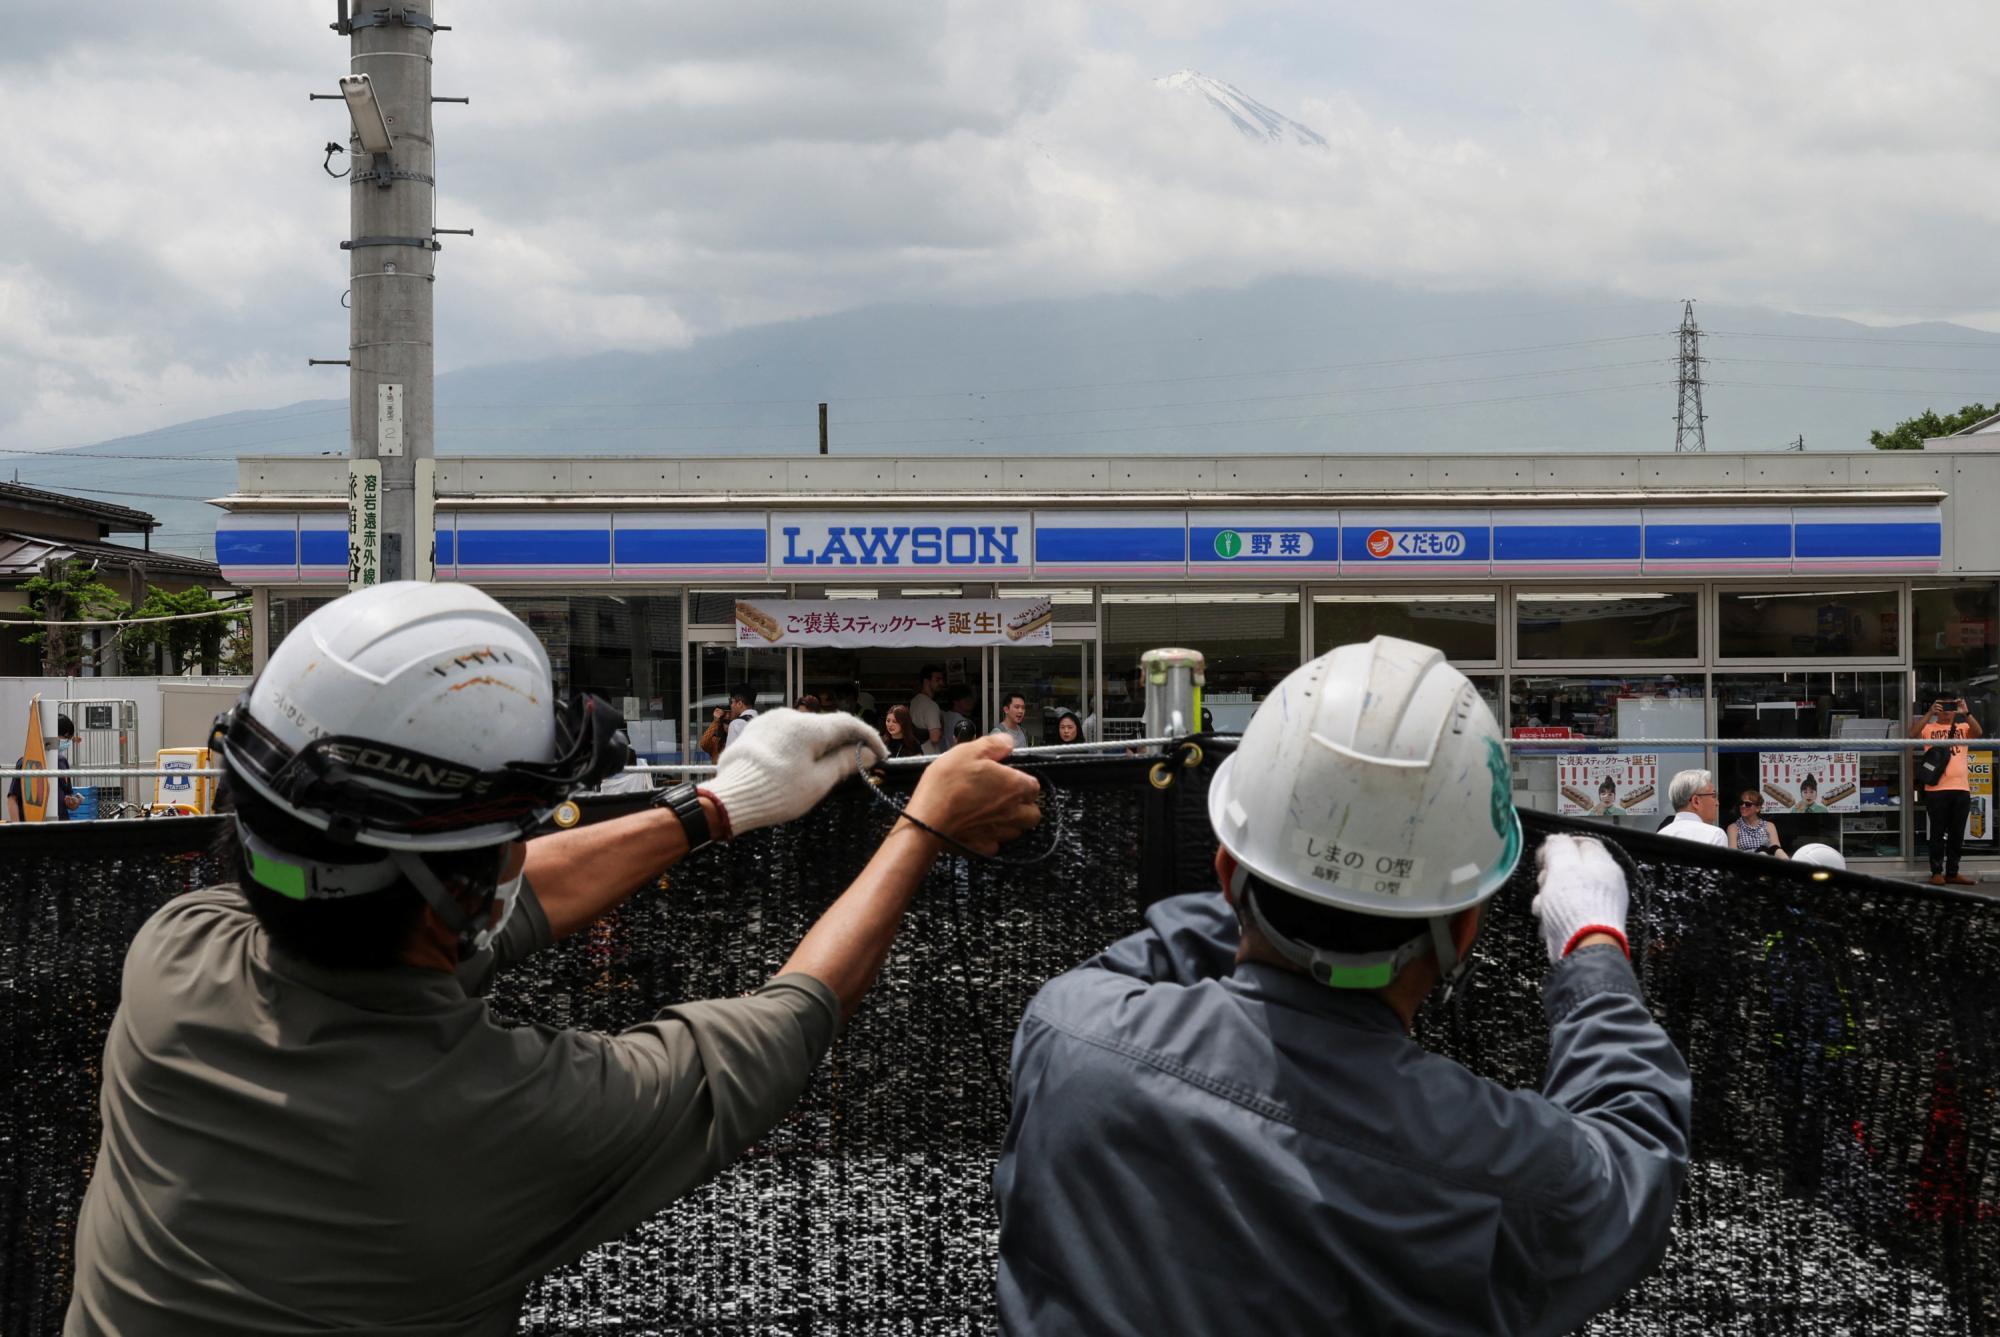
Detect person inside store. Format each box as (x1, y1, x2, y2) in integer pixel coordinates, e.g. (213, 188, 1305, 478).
(6, 711, 80, 822)
(940, 687, 974, 749)
(993, 692, 1030, 747)
(793, 694, 821, 713)
(909, 664, 947, 751)
(1913, 689, 1984, 886)
(881, 703, 926, 759)
(1660, 769, 1728, 846)
(724, 686, 761, 746)
(698, 705, 730, 763)
(951, 718, 978, 746)
(1051, 708, 1083, 746)
(993, 637, 1689, 1334)
(64, 582, 1043, 1336)
(1727, 789, 1787, 856)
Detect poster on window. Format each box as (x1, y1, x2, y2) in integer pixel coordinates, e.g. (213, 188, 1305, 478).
(1757, 751, 1861, 813)
(1556, 753, 1659, 816)
(733, 597, 1054, 648)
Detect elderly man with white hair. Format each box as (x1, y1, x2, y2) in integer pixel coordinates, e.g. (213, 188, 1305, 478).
(1660, 769, 1729, 846)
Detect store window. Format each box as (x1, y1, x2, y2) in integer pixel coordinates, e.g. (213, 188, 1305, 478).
(996, 586, 1096, 625)
(1515, 592, 1698, 661)
(689, 589, 784, 625)
(266, 594, 338, 657)
(1913, 583, 1997, 858)
(1718, 588, 1899, 660)
(495, 594, 684, 759)
(1313, 593, 1496, 663)
(1713, 672, 1907, 861)
(1103, 590, 1299, 735)
(1508, 675, 1705, 835)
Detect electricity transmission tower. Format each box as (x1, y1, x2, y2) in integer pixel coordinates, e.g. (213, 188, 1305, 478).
(1673, 299, 1708, 453)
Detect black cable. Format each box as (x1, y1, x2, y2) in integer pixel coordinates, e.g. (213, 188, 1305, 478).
(854, 746, 1067, 867)
(321, 142, 350, 179)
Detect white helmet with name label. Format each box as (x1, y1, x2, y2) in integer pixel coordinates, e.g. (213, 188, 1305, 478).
(1207, 636, 1522, 987)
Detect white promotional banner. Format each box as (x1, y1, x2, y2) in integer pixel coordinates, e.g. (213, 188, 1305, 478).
(1557, 753, 1660, 816)
(1758, 751, 1861, 813)
(734, 598, 1054, 648)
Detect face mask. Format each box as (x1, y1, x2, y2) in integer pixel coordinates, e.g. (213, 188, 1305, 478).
(57, 740, 71, 758)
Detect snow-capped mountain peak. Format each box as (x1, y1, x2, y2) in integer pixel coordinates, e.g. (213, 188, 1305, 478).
(1154, 69, 1327, 148)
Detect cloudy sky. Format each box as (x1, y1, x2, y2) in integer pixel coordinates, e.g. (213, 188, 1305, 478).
(5, 0, 1998, 452)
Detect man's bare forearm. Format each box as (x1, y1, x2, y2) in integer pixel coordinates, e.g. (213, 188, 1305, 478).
(521, 798, 719, 940)
(780, 819, 942, 1021)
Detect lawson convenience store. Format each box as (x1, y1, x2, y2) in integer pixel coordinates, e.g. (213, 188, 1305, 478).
(216, 446, 2000, 868)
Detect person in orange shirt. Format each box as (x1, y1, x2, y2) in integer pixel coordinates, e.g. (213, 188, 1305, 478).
(1913, 691, 1985, 886)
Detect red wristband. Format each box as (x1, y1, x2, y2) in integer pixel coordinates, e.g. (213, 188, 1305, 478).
(1563, 925, 1630, 959)
(695, 786, 733, 842)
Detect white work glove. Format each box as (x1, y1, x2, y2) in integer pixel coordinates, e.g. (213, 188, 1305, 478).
(1530, 834, 1630, 964)
(701, 708, 885, 838)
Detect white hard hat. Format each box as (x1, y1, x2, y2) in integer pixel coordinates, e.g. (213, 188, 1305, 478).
(1791, 843, 1846, 871)
(212, 583, 625, 947)
(1207, 636, 1522, 987)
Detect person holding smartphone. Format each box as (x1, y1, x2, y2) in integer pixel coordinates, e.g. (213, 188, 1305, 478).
(1913, 690, 1984, 885)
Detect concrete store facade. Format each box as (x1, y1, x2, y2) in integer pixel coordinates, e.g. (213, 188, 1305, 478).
(217, 447, 2000, 869)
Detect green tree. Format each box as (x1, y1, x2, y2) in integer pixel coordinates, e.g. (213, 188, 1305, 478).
(1868, 402, 1995, 450)
(18, 558, 130, 675)
(122, 586, 250, 674)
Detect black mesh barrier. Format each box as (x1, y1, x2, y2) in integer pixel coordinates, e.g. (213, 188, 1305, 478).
(1, 744, 1997, 1336)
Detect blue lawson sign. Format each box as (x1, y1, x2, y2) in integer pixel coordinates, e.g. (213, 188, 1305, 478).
(771, 512, 1031, 574)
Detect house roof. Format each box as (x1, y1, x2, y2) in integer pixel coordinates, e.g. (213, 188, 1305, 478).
(0, 481, 156, 532)
(1952, 409, 2000, 435)
(0, 531, 224, 584)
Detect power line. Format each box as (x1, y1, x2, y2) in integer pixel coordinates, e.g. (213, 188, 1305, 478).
(0, 605, 248, 628)
(425, 358, 1674, 432)
(836, 380, 1668, 451)
(1707, 330, 2000, 348)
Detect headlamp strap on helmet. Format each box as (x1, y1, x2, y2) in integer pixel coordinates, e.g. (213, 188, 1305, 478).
(235, 816, 401, 902)
(1238, 879, 1430, 991)
(393, 851, 506, 959)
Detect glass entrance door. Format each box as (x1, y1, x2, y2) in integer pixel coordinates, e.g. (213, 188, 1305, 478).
(689, 641, 787, 762)
(994, 640, 1095, 745)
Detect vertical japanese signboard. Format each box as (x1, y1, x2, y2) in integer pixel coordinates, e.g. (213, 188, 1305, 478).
(348, 459, 381, 591)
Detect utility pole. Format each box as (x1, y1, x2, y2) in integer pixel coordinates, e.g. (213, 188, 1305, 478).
(335, 0, 439, 581)
(1673, 299, 1707, 453)
(819, 402, 829, 455)
(1788, 434, 1805, 452)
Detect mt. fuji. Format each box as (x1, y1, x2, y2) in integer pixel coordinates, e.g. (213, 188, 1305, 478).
(1154, 70, 1328, 148)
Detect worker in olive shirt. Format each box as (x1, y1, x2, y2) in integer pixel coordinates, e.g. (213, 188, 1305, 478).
(994, 638, 1691, 1335)
(67, 583, 1041, 1336)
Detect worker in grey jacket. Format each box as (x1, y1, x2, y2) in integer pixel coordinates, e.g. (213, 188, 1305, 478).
(67, 583, 1042, 1337)
(994, 636, 1691, 1336)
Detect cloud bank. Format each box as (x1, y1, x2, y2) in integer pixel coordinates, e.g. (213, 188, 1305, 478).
(4, 0, 1997, 449)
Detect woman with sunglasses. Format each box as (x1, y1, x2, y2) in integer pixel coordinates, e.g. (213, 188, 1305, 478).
(1727, 789, 1788, 857)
